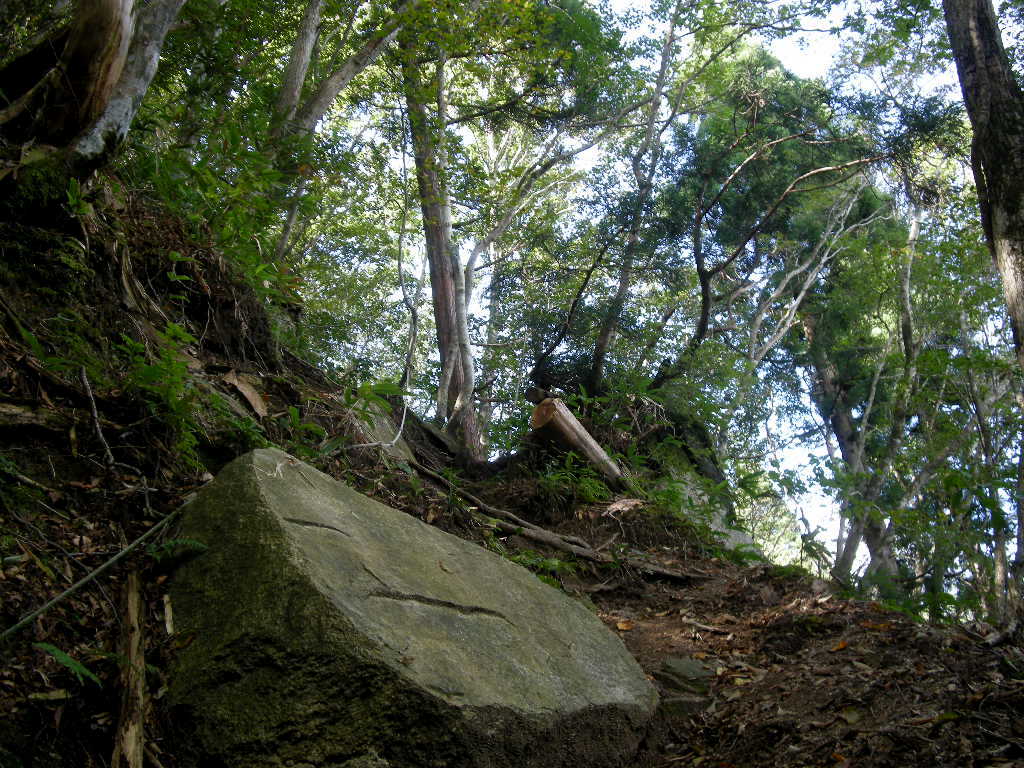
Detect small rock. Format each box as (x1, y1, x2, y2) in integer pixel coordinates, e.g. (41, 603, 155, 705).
(654, 656, 714, 695)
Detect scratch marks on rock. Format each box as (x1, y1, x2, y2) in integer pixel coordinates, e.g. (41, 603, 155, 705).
(369, 589, 512, 624)
(283, 517, 352, 537)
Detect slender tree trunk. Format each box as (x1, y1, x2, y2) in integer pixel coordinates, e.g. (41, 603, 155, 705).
(802, 314, 866, 581)
(1011, 427, 1024, 615)
(993, 522, 1009, 622)
(588, 228, 640, 392)
(943, 0, 1024, 374)
(587, 5, 679, 392)
(271, 0, 325, 139)
(834, 514, 864, 582)
(479, 254, 502, 434)
(861, 519, 902, 599)
(1017, 415, 1024, 562)
(293, 2, 416, 136)
(399, 38, 483, 460)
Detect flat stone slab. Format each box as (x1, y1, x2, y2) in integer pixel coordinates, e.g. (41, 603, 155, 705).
(169, 449, 657, 767)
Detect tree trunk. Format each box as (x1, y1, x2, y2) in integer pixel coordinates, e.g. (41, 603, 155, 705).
(270, 0, 326, 139)
(0, 0, 185, 175)
(399, 38, 484, 461)
(587, 6, 679, 392)
(1014, 422, 1024, 611)
(292, 3, 415, 136)
(943, 0, 1024, 374)
(1, 0, 131, 146)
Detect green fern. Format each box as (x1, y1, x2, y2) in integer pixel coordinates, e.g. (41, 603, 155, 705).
(34, 643, 101, 687)
(147, 537, 208, 564)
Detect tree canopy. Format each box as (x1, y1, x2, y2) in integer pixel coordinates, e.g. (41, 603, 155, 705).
(1, 0, 1021, 623)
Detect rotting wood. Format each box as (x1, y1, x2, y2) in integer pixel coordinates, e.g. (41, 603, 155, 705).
(530, 398, 627, 489)
(0, 402, 66, 431)
(111, 570, 145, 768)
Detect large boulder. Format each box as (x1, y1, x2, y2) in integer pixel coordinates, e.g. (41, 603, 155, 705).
(168, 448, 657, 767)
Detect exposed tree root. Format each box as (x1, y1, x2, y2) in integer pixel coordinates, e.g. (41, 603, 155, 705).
(407, 458, 702, 583)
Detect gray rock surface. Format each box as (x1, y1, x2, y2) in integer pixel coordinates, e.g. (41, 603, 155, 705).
(654, 656, 713, 696)
(651, 440, 761, 556)
(169, 448, 657, 767)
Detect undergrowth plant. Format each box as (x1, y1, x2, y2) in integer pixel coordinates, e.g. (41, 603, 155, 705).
(537, 452, 612, 512)
(484, 533, 577, 590)
(118, 323, 202, 468)
(280, 405, 327, 459)
(33, 642, 101, 687)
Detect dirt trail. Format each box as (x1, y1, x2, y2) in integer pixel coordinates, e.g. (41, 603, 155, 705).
(583, 554, 1024, 767)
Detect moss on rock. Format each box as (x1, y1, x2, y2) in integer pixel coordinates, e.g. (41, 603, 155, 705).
(169, 449, 657, 767)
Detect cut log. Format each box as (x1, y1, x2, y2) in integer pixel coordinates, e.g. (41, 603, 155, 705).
(530, 398, 626, 488)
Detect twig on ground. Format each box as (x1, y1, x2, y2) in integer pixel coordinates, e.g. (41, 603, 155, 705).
(1, 508, 181, 644)
(678, 616, 729, 634)
(0, 464, 57, 495)
(81, 366, 115, 467)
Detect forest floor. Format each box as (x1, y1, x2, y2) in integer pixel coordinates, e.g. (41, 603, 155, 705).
(1, 199, 1023, 767)
(587, 545, 1024, 767)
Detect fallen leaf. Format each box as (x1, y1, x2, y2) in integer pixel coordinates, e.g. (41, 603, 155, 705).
(606, 498, 646, 514)
(859, 620, 893, 631)
(839, 707, 862, 725)
(616, 619, 635, 631)
(830, 640, 848, 652)
(223, 371, 268, 418)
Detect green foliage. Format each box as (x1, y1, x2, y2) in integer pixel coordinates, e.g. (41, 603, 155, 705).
(537, 452, 612, 512)
(147, 537, 208, 564)
(64, 179, 93, 219)
(509, 549, 578, 590)
(485, 533, 577, 590)
(33, 643, 101, 687)
(278, 405, 327, 459)
(5, 0, 1017, 633)
(117, 323, 202, 468)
